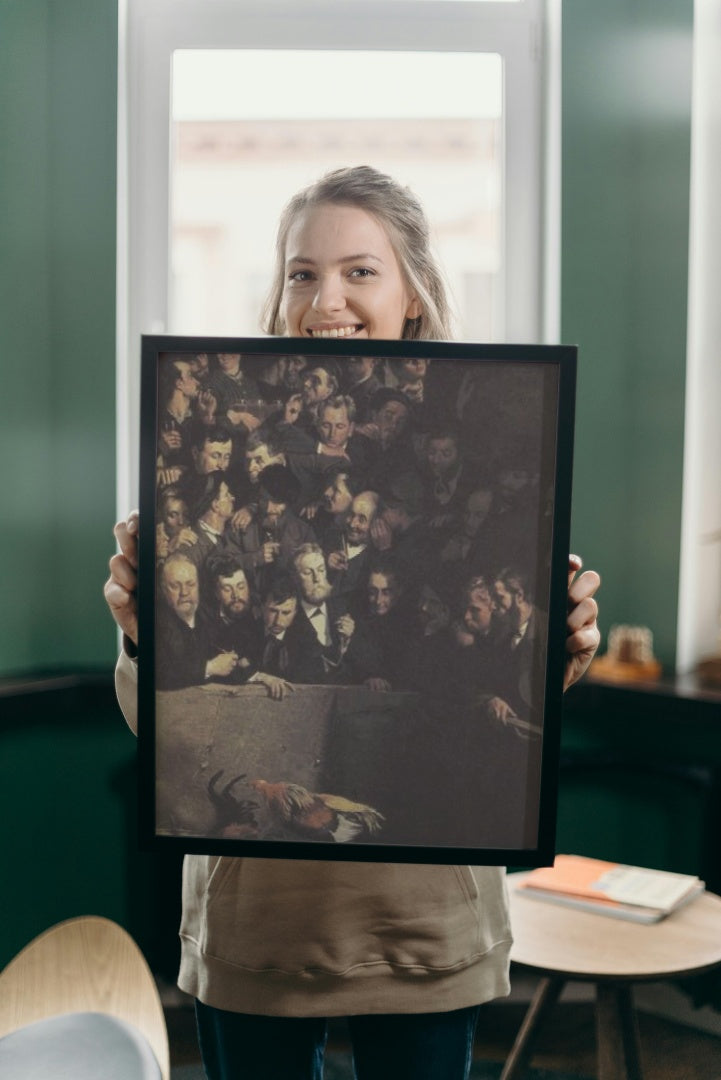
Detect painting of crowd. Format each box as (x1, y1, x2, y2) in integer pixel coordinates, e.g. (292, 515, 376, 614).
(154, 348, 556, 738)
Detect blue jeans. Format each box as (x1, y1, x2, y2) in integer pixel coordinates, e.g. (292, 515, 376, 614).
(195, 1000, 481, 1080)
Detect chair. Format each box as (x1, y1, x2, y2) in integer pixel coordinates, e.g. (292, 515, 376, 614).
(0, 915, 170, 1079)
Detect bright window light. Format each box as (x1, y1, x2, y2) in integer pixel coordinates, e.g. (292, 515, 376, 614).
(170, 50, 503, 341)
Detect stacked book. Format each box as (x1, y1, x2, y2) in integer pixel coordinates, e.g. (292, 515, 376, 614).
(517, 854, 705, 923)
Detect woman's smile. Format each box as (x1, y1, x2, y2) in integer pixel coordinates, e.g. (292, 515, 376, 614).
(307, 323, 364, 339)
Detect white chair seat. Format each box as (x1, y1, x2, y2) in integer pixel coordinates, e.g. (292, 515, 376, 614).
(0, 1011, 163, 1079)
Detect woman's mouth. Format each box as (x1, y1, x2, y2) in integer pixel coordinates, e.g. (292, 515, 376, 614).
(307, 324, 363, 339)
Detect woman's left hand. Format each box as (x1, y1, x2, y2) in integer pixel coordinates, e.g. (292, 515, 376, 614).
(564, 554, 601, 691)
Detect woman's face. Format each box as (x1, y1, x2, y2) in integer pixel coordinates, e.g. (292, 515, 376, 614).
(281, 204, 420, 341)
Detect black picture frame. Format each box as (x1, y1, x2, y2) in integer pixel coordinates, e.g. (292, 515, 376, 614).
(138, 335, 576, 865)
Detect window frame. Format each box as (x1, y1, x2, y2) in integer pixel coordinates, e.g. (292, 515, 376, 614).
(117, 0, 558, 511)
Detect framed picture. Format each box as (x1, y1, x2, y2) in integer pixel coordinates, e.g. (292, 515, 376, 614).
(138, 336, 576, 865)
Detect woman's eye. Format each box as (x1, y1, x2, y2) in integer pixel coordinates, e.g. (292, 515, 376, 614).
(288, 269, 313, 283)
(349, 267, 375, 279)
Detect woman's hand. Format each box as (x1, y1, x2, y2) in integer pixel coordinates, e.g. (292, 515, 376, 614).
(564, 554, 601, 691)
(104, 511, 140, 646)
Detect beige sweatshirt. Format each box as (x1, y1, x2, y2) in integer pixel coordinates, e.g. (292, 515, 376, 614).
(116, 651, 512, 1016)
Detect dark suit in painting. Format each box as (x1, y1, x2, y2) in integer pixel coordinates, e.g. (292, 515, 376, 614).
(296, 595, 374, 685)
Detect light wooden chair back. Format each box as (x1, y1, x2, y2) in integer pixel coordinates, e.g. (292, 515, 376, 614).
(0, 915, 169, 1080)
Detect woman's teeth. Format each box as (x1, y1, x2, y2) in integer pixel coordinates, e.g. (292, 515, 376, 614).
(310, 326, 359, 338)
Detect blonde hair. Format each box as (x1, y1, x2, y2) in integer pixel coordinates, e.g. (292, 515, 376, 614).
(262, 165, 453, 341)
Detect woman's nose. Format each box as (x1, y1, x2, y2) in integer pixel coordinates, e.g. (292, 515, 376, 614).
(312, 273, 345, 314)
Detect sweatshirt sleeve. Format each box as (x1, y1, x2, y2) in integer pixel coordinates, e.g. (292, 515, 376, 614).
(115, 647, 139, 736)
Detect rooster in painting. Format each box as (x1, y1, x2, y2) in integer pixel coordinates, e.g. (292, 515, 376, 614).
(207, 770, 260, 839)
(250, 780, 384, 843)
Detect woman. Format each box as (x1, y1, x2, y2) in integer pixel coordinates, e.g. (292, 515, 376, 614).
(106, 166, 600, 1080)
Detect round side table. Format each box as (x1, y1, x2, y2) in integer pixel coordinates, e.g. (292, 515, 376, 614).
(503, 872, 721, 1080)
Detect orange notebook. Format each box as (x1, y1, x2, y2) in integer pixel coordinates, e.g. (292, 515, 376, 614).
(518, 855, 704, 923)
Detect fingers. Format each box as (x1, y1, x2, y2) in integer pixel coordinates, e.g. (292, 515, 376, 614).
(262, 676, 294, 700)
(273, 679, 294, 700)
(103, 573, 138, 644)
(567, 572, 601, 630)
(564, 596, 601, 688)
(568, 565, 600, 601)
(370, 518, 392, 550)
(108, 550, 137, 593)
(566, 623, 601, 658)
(232, 509, 253, 531)
(567, 593, 599, 634)
(563, 628, 601, 689)
(564, 561, 601, 687)
(567, 558, 600, 608)
(113, 511, 139, 569)
(567, 553, 583, 586)
(105, 512, 140, 643)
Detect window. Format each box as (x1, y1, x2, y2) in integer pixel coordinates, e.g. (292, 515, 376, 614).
(170, 50, 503, 342)
(117, 0, 557, 509)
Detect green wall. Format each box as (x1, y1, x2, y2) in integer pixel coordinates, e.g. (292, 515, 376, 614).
(562, 0, 693, 670)
(0, 0, 118, 675)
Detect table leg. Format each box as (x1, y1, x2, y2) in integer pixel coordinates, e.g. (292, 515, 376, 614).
(500, 976, 565, 1080)
(596, 982, 643, 1080)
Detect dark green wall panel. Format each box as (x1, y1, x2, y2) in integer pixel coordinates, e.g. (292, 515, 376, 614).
(0, 0, 118, 675)
(562, 1, 693, 669)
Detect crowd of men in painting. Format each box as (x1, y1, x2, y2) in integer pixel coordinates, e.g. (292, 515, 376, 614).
(155, 349, 551, 734)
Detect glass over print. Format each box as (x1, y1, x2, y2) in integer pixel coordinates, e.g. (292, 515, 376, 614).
(138, 336, 576, 864)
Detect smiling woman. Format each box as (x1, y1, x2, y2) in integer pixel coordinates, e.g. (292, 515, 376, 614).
(263, 167, 450, 341)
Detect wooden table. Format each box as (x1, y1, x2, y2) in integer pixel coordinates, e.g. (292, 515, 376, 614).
(503, 873, 721, 1080)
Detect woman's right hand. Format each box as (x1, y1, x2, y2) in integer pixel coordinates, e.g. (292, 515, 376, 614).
(104, 510, 139, 646)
